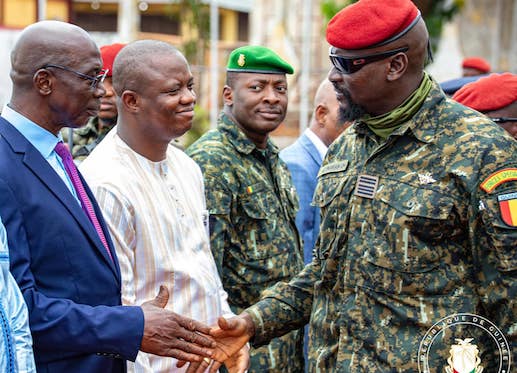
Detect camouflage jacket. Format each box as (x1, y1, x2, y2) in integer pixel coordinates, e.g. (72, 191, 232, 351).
(245, 81, 517, 372)
(61, 117, 114, 161)
(187, 113, 305, 372)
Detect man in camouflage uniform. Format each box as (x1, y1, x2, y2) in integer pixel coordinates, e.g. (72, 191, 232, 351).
(187, 46, 304, 372)
(62, 43, 125, 161)
(204, 1, 517, 372)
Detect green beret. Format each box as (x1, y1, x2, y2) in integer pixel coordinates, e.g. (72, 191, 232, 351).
(227, 45, 293, 74)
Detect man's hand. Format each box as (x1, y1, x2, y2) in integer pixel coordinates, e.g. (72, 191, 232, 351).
(222, 344, 250, 372)
(140, 285, 215, 362)
(178, 313, 255, 373)
(209, 314, 254, 365)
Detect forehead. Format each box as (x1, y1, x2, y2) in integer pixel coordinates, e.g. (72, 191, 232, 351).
(234, 72, 287, 85)
(146, 53, 191, 79)
(67, 39, 102, 70)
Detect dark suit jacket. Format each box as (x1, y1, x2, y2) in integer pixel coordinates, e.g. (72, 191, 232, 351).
(280, 133, 323, 264)
(0, 117, 144, 373)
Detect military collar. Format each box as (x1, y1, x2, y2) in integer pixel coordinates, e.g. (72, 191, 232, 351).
(352, 79, 446, 144)
(218, 113, 279, 156)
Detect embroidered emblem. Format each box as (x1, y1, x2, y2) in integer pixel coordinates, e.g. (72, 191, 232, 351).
(498, 192, 517, 227)
(418, 173, 436, 185)
(445, 338, 483, 373)
(480, 167, 517, 192)
(246, 186, 253, 194)
(354, 174, 379, 199)
(238, 53, 246, 67)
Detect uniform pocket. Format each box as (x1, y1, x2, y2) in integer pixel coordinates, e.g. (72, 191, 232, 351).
(358, 181, 459, 295)
(238, 183, 285, 260)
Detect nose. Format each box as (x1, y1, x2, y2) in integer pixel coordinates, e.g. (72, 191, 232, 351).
(180, 87, 196, 105)
(263, 85, 280, 103)
(93, 81, 106, 98)
(328, 67, 343, 83)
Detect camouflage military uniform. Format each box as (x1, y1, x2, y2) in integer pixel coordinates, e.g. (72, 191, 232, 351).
(245, 81, 517, 372)
(187, 114, 305, 372)
(61, 117, 114, 161)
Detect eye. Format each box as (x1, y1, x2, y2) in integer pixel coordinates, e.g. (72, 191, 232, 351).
(276, 86, 287, 93)
(249, 85, 262, 91)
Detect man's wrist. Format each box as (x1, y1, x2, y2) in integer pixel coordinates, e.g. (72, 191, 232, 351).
(240, 312, 256, 339)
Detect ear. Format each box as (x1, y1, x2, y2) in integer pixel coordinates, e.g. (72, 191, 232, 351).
(314, 104, 328, 127)
(121, 90, 139, 113)
(386, 52, 408, 81)
(33, 69, 53, 96)
(222, 85, 233, 107)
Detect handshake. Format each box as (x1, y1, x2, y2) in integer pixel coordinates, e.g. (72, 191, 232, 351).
(140, 285, 256, 372)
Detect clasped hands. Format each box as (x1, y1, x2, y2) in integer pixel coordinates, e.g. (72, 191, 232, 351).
(140, 285, 253, 372)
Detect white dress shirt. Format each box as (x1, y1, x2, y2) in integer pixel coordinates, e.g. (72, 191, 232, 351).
(80, 129, 233, 372)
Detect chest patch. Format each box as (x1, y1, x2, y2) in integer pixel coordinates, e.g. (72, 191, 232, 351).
(498, 192, 517, 227)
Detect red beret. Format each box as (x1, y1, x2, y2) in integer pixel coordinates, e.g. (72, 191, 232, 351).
(461, 57, 491, 73)
(100, 43, 126, 77)
(452, 73, 517, 112)
(326, 0, 420, 50)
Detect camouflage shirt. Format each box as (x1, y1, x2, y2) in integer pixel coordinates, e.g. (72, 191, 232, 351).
(187, 113, 305, 372)
(61, 117, 114, 161)
(245, 81, 517, 372)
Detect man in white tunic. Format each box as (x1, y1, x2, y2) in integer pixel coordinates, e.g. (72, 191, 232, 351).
(81, 40, 248, 373)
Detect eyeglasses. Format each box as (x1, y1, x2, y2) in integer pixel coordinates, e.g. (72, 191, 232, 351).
(41, 64, 108, 89)
(329, 46, 409, 74)
(491, 117, 517, 124)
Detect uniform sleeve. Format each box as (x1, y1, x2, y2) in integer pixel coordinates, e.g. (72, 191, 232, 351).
(206, 179, 232, 279)
(192, 162, 235, 320)
(473, 151, 517, 364)
(245, 255, 318, 346)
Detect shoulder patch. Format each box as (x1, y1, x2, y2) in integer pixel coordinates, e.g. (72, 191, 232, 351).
(318, 160, 349, 178)
(480, 168, 517, 193)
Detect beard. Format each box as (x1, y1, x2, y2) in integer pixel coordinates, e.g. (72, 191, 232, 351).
(337, 89, 367, 122)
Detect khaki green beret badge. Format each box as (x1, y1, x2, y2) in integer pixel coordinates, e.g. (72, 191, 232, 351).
(238, 54, 246, 67)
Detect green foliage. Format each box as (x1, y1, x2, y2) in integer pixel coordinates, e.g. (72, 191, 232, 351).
(180, 105, 211, 149)
(177, 0, 211, 64)
(320, 0, 464, 55)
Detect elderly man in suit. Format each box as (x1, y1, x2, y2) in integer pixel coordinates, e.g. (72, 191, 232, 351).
(280, 78, 349, 264)
(0, 20, 216, 372)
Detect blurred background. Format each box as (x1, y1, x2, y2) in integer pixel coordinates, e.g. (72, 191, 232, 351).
(0, 0, 516, 147)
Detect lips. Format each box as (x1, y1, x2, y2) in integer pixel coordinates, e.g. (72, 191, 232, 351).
(257, 108, 282, 120)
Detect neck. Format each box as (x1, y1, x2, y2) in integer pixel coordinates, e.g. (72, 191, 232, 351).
(9, 98, 63, 136)
(224, 108, 269, 149)
(116, 119, 168, 162)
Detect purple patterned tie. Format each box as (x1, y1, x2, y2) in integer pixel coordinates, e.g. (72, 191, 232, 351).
(54, 141, 113, 263)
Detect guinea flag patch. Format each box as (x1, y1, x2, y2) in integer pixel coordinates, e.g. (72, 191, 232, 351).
(498, 192, 517, 227)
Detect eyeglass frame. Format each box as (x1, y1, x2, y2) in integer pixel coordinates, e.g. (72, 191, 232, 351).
(329, 46, 409, 74)
(40, 63, 109, 89)
(490, 117, 517, 124)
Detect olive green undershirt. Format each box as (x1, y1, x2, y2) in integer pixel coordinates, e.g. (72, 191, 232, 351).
(362, 72, 433, 139)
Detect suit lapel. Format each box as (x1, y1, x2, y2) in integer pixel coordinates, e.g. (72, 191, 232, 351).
(0, 118, 120, 280)
(300, 133, 323, 167)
